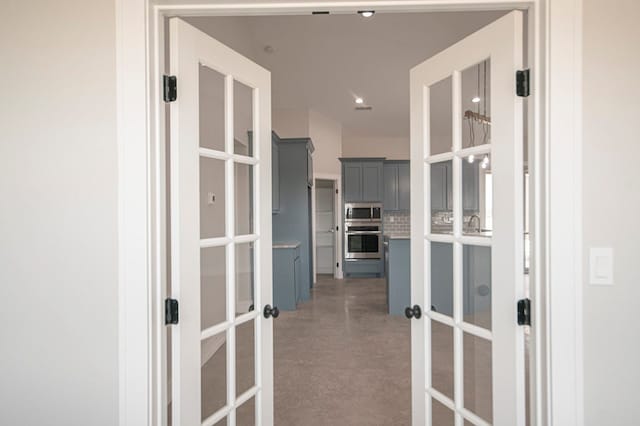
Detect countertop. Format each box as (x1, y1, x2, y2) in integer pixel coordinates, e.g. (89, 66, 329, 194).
(384, 234, 410, 240)
(273, 241, 301, 249)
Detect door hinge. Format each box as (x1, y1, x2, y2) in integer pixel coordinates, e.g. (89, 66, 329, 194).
(336, 262, 339, 268)
(336, 189, 339, 194)
(165, 298, 179, 325)
(163, 75, 177, 103)
(517, 298, 531, 326)
(516, 69, 530, 97)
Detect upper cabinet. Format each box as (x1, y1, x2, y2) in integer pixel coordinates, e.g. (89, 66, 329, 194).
(430, 160, 480, 213)
(272, 133, 280, 213)
(383, 161, 410, 211)
(340, 159, 384, 202)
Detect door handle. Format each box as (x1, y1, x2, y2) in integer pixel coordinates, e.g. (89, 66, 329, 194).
(404, 305, 422, 319)
(263, 304, 280, 319)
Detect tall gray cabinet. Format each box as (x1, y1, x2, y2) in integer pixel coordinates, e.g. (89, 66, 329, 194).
(272, 137, 315, 302)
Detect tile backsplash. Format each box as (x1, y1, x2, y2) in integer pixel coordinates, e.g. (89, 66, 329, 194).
(383, 211, 410, 235)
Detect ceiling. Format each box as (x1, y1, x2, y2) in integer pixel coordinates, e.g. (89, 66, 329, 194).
(186, 11, 506, 140)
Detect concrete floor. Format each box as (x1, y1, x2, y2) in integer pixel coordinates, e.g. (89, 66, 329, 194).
(274, 275, 412, 426)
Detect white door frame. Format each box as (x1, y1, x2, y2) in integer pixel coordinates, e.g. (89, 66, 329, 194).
(312, 173, 343, 281)
(116, 1, 583, 425)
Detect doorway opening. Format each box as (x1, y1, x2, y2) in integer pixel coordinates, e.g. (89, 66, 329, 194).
(157, 5, 539, 426)
(313, 178, 341, 280)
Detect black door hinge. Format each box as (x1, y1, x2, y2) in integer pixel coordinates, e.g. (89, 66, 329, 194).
(163, 75, 177, 102)
(165, 298, 179, 325)
(517, 298, 531, 326)
(336, 189, 339, 194)
(516, 69, 530, 97)
(336, 262, 339, 268)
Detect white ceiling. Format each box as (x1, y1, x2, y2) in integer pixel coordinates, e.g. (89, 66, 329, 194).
(186, 11, 506, 140)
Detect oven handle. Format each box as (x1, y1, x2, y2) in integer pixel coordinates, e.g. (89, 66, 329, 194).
(345, 231, 382, 235)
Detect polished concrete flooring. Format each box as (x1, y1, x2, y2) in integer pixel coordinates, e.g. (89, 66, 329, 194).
(274, 275, 412, 426)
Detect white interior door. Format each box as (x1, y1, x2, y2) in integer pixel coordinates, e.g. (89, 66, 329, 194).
(169, 18, 273, 426)
(315, 180, 336, 275)
(410, 11, 525, 426)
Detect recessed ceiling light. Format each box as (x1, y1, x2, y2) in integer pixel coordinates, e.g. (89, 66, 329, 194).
(472, 96, 481, 103)
(355, 97, 364, 104)
(358, 10, 375, 17)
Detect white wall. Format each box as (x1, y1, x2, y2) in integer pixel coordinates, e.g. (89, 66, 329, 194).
(341, 135, 410, 159)
(0, 1, 118, 425)
(308, 109, 342, 176)
(272, 107, 310, 138)
(582, 1, 640, 423)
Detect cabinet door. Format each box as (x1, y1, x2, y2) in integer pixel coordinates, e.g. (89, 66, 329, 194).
(272, 139, 279, 212)
(294, 255, 301, 303)
(445, 162, 453, 211)
(397, 162, 410, 210)
(307, 149, 314, 187)
(362, 163, 383, 201)
(430, 163, 447, 211)
(383, 163, 399, 211)
(462, 160, 479, 212)
(343, 163, 363, 202)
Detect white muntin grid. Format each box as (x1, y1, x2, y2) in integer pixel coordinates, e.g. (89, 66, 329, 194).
(198, 75, 261, 426)
(424, 69, 494, 426)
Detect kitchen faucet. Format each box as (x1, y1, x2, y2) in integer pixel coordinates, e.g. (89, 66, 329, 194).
(467, 214, 481, 233)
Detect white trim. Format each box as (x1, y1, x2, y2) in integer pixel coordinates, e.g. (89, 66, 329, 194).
(312, 173, 343, 281)
(116, 1, 584, 425)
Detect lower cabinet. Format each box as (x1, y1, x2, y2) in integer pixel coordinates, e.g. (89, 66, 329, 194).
(386, 238, 411, 316)
(273, 243, 301, 311)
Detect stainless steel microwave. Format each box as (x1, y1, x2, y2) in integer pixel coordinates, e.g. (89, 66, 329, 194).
(344, 203, 382, 222)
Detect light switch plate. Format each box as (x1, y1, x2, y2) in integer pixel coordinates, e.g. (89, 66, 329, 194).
(589, 247, 614, 285)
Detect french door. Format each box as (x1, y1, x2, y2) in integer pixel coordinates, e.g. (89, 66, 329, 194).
(168, 18, 273, 426)
(410, 11, 526, 426)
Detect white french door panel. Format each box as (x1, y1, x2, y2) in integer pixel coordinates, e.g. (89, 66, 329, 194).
(169, 18, 273, 426)
(410, 11, 524, 426)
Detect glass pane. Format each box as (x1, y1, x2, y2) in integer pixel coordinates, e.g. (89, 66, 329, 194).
(235, 242, 255, 317)
(234, 80, 254, 156)
(461, 59, 491, 149)
(200, 157, 226, 239)
(236, 319, 255, 396)
(236, 396, 255, 426)
(429, 76, 453, 155)
(463, 245, 492, 330)
(430, 161, 453, 234)
(431, 321, 454, 400)
(201, 246, 227, 331)
(431, 398, 454, 426)
(463, 154, 492, 236)
(235, 163, 254, 236)
(202, 331, 227, 421)
(463, 333, 493, 423)
(431, 242, 453, 316)
(200, 65, 226, 151)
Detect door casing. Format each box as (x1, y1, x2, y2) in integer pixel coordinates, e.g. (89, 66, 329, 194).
(115, 1, 584, 425)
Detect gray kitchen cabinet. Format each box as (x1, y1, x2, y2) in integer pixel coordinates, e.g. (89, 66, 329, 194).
(343, 162, 363, 202)
(385, 236, 411, 316)
(397, 162, 410, 210)
(272, 133, 280, 213)
(383, 163, 398, 210)
(273, 137, 315, 302)
(273, 242, 300, 311)
(362, 162, 383, 201)
(340, 158, 385, 202)
(430, 162, 448, 211)
(462, 161, 479, 212)
(383, 160, 410, 211)
(307, 149, 314, 188)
